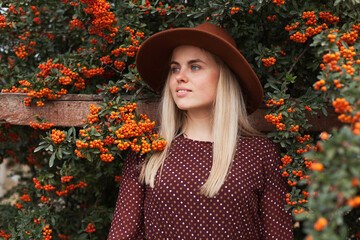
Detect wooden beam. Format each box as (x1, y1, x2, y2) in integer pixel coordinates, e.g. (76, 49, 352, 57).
(0, 93, 342, 131)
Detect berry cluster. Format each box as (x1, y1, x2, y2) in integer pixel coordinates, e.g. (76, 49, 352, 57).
(75, 101, 167, 163)
(50, 130, 66, 144)
(262, 57, 276, 67)
(85, 223, 96, 233)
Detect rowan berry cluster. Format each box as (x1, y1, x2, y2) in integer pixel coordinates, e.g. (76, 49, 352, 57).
(76, 101, 167, 163)
(50, 130, 66, 144)
(69, 18, 85, 30)
(320, 52, 341, 72)
(286, 191, 309, 206)
(289, 124, 299, 132)
(30, 5, 39, 15)
(266, 98, 284, 107)
(290, 32, 307, 43)
(81, 66, 105, 79)
(287, 11, 340, 43)
(296, 144, 317, 154)
(281, 155, 293, 168)
(85, 223, 96, 233)
(305, 23, 328, 37)
(14, 43, 36, 60)
(267, 15, 277, 21)
(56, 181, 87, 196)
(327, 33, 337, 43)
(302, 11, 316, 26)
(100, 55, 113, 65)
(285, 22, 299, 32)
(41, 196, 50, 203)
(30, 121, 55, 130)
(287, 108, 295, 113)
(273, 0, 285, 6)
(108, 86, 119, 94)
(110, 27, 144, 59)
(332, 98, 352, 114)
(58, 234, 70, 239)
(61, 176, 73, 183)
(14, 202, 23, 209)
(0, 230, 11, 240)
(340, 46, 356, 61)
(14, 59, 87, 107)
(339, 30, 358, 46)
(19, 194, 31, 202)
(296, 134, 310, 143)
(87, 104, 102, 124)
(63, 0, 118, 43)
(138, 1, 184, 16)
(262, 57, 276, 67)
(230, 7, 240, 15)
(42, 225, 52, 240)
(114, 61, 126, 71)
(8, 4, 24, 15)
(246, 5, 254, 14)
(265, 113, 283, 124)
(0, 15, 9, 28)
(33, 177, 55, 191)
(319, 12, 340, 24)
(313, 79, 327, 91)
(33, 17, 41, 25)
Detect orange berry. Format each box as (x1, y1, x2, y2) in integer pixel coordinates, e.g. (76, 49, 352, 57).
(320, 132, 329, 140)
(314, 217, 328, 231)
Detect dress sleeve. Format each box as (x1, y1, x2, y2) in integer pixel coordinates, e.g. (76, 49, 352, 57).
(259, 139, 294, 240)
(107, 151, 146, 240)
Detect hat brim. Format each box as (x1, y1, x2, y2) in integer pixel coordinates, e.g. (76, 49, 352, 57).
(135, 27, 263, 114)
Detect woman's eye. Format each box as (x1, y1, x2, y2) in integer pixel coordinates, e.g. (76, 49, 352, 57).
(191, 65, 200, 70)
(171, 67, 180, 73)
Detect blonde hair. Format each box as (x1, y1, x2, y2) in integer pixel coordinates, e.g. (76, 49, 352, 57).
(139, 51, 262, 197)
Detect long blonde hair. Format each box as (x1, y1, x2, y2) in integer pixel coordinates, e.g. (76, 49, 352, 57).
(139, 50, 262, 197)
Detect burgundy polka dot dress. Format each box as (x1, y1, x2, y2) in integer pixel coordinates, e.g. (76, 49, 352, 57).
(108, 135, 294, 239)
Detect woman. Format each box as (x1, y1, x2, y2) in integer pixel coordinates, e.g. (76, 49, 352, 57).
(108, 23, 294, 239)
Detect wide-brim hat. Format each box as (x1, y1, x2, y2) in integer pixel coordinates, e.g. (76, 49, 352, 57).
(135, 22, 263, 114)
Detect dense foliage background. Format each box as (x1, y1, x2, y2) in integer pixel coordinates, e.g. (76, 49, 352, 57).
(0, 0, 359, 239)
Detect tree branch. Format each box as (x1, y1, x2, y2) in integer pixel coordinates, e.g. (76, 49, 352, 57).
(287, 41, 311, 75)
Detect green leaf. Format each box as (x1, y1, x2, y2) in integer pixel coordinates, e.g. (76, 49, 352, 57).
(34, 145, 47, 153)
(334, 0, 342, 5)
(49, 153, 56, 168)
(45, 145, 54, 152)
(77, 233, 88, 240)
(86, 152, 93, 162)
(56, 148, 63, 159)
(321, 107, 328, 117)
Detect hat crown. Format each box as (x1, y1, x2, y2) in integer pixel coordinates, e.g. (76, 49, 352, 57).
(194, 23, 237, 48)
(136, 22, 263, 114)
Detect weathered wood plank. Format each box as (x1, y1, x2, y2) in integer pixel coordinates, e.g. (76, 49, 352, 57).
(0, 93, 342, 131)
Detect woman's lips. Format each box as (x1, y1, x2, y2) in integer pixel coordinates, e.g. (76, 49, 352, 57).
(176, 89, 191, 97)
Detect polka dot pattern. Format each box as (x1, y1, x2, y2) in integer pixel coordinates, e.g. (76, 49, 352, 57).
(108, 135, 294, 239)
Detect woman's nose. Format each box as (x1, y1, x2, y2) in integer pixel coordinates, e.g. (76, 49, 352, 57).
(175, 69, 189, 83)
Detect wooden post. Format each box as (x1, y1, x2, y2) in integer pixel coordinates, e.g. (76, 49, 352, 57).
(0, 93, 342, 131)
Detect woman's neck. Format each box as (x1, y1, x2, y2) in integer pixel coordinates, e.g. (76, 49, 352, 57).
(182, 111, 213, 142)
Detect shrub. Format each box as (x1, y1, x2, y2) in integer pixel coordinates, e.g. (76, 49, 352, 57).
(0, 0, 359, 239)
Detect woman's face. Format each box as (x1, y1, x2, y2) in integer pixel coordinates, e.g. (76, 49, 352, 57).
(169, 45, 220, 116)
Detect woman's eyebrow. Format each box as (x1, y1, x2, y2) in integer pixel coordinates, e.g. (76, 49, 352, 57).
(170, 61, 180, 65)
(188, 59, 205, 64)
(170, 59, 205, 65)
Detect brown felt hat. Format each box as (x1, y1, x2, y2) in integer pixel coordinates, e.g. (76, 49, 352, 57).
(135, 22, 263, 114)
